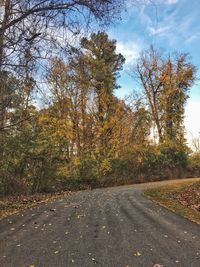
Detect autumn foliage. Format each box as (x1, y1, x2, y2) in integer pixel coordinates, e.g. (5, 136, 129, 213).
(0, 33, 198, 196)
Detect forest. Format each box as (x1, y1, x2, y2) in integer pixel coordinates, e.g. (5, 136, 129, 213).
(0, 0, 200, 196)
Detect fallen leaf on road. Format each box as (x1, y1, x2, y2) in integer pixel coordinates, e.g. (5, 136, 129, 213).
(133, 251, 141, 257)
(54, 251, 59, 254)
(77, 214, 85, 219)
(50, 208, 56, 212)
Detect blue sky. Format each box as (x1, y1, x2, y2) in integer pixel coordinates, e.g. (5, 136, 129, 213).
(108, 0, 200, 144)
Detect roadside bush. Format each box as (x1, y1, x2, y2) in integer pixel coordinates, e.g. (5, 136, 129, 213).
(188, 152, 200, 177)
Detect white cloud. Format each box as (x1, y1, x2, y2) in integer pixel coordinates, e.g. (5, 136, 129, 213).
(144, 3, 198, 46)
(165, 0, 179, 4)
(116, 41, 141, 67)
(185, 34, 200, 44)
(148, 25, 171, 36)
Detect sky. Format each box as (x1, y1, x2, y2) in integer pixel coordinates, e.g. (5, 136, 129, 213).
(107, 0, 200, 145)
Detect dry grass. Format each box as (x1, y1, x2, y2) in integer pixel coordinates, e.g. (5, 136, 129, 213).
(144, 178, 200, 225)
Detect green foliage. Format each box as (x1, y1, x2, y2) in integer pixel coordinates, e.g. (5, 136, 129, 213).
(190, 153, 200, 167)
(188, 152, 200, 177)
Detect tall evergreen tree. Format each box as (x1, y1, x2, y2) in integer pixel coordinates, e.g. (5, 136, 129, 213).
(80, 32, 125, 149)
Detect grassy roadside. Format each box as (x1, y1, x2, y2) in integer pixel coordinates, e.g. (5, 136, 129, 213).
(144, 178, 200, 225)
(0, 191, 72, 219)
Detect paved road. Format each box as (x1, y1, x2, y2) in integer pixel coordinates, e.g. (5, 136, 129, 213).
(0, 181, 200, 267)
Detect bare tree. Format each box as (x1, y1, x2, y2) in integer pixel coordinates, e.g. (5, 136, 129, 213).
(0, 0, 125, 131)
(134, 46, 196, 144)
(191, 133, 200, 153)
(134, 46, 165, 142)
(0, 0, 125, 71)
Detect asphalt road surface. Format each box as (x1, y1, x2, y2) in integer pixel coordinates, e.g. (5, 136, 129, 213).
(0, 181, 200, 267)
